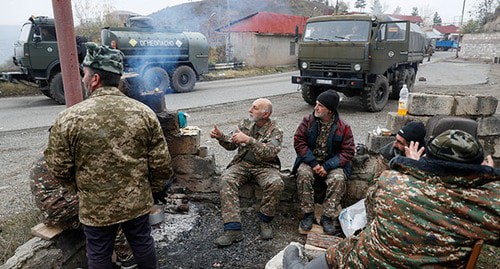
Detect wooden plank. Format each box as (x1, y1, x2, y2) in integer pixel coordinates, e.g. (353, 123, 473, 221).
(31, 223, 64, 240)
(299, 223, 326, 235)
(306, 233, 343, 249)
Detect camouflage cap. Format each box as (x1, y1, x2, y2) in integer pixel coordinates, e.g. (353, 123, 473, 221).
(83, 42, 124, 75)
(426, 129, 484, 164)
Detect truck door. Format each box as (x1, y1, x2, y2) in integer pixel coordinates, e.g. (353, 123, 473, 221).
(370, 21, 409, 75)
(28, 25, 59, 79)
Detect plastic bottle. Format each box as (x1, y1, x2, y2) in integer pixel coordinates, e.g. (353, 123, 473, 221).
(398, 84, 409, 116)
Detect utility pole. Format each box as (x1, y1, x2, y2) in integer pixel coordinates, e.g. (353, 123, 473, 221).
(456, 0, 466, 58)
(226, 0, 231, 62)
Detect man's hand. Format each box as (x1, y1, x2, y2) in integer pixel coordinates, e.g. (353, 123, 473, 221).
(312, 164, 327, 177)
(405, 141, 425, 161)
(230, 128, 250, 144)
(210, 125, 223, 139)
(152, 191, 167, 204)
(482, 155, 494, 167)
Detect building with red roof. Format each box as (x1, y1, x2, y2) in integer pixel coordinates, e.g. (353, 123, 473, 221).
(216, 12, 307, 67)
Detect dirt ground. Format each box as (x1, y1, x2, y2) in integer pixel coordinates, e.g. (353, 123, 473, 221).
(0, 63, 499, 268)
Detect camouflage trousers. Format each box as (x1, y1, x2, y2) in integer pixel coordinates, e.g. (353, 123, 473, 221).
(296, 163, 346, 218)
(220, 161, 284, 224)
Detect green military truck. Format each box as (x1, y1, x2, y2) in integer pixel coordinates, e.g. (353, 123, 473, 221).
(101, 16, 209, 93)
(292, 14, 426, 112)
(5, 16, 87, 104)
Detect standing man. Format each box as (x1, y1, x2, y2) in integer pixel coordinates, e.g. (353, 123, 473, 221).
(293, 90, 355, 235)
(210, 98, 284, 247)
(44, 42, 173, 269)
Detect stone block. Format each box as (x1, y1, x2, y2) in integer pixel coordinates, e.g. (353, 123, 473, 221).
(385, 112, 429, 133)
(365, 132, 394, 154)
(168, 127, 201, 155)
(479, 136, 500, 158)
(172, 154, 218, 193)
(477, 114, 500, 136)
(454, 95, 498, 116)
(157, 111, 180, 139)
(408, 93, 454, 116)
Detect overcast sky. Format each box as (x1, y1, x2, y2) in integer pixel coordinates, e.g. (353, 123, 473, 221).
(1, 0, 477, 26)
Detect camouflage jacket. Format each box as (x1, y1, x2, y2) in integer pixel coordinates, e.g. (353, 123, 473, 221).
(217, 118, 283, 169)
(44, 86, 173, 227)
(327, 156, 499, 268)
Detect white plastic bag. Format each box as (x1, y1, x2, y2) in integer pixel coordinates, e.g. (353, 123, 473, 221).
(338, 198, 367, 237)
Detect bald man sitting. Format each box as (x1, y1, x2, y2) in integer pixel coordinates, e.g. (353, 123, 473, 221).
(210, 98, 284, 247)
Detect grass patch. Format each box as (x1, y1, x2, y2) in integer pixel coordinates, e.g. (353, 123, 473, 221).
(0, 81, 41, 98)
(202, 65, 297, 81)
(0, 209, 40, 264)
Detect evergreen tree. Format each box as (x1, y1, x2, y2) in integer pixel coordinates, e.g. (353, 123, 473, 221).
(355, 0, 367, 11)
(433, 12, 442, 25)
(393, 6, 402, 15)
(371, 0, 384, 15)
(411, 7, 419, 16)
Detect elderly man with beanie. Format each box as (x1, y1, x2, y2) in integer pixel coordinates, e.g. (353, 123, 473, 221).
(44, 42, 173, 268)
(283, 121, 499, 268)
(293, 90, 355, 235)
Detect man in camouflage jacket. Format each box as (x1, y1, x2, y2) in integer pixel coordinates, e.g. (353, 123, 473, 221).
(284, 129, 499, 268)
(210, 98, 284, 246)
(293, 90, 355, 235)
(44, 43, 173, 269)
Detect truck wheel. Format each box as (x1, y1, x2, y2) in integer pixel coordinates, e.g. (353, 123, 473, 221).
(171, 65, 196, 93)
(407, 68, 416, 89)
(49, 73, 66, 105)
(143, 67, 170, 93)
(361, 75, 389, 112)
(41, 88, 52, 98)
(301, 85, 320, 105)
(390, 69, 408, 100)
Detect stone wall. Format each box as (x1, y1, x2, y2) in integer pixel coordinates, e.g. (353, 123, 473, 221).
(460, 32, 500, 63)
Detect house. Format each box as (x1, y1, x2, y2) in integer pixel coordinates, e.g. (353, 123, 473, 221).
(433, 25, 460, 40)
(216, 12, 307, 67)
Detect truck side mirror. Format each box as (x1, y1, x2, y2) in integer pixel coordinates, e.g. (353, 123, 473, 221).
(294, 25, 299, 43)
(33, 34, 42, 43)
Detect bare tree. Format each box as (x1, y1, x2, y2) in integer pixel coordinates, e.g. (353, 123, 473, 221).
(72, 0, 122, 42)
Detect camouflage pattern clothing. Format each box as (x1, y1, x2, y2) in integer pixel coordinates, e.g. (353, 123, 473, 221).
(325, 156, 499, 268)
(44, 86, 173, 227)
(30, 154, 132, 259)
(217, 118, 284, 224)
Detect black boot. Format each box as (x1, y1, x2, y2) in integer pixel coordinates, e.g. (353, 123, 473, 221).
(299, 212, 314, 231)
(320, 215, 335, 235)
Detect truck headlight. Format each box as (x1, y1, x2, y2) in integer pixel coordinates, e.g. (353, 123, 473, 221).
(301, 62, 308, 69)
(354, 64, 361, 71)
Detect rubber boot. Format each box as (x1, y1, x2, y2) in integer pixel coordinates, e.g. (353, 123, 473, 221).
(260, 221, 273, 240)
(299, 212, 314, 231)
(320, 215, 336, 235)
(214, 230, 243, 246)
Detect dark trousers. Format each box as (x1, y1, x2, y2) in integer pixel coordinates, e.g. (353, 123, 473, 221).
(83, 214, 157, 269)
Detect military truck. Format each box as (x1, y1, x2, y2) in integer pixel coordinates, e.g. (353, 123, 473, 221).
(101, 16, 209, 93)
(292, 14, 426, 112)
(5, 16, 87, 104)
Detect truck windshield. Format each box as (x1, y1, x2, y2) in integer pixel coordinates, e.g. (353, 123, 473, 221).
(303, 21, 370, 42)
(19, 23, 32, 43)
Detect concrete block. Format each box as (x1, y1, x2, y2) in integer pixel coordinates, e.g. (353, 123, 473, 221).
(172, 154, 218, 193)
(408, 93, 454, 116)
(365, 132, 395, 153)
(477, 114, 500, 136)
(157, 111, 180, 139)
(479, 136, 500, 158)
(385, 112, 429, 133)
(168, 127, 201, 155)
(454, 95, 498, 116)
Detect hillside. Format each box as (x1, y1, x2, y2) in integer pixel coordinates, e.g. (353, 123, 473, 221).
(148, 0, 333, 34)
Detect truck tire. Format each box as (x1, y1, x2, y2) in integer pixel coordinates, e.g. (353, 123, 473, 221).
(407, 67, 416, 90)
(49, 73, 65, 105)
(143, 67, 170, 93)
(390, 69, 408, 100)
(171, 65, 196, 93)
(41, 88, 52, 98)
(361, 75, 389, 112)
(301, 85, 320, 105)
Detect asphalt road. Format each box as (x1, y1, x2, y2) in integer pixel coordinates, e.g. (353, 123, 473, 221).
(0, 51, 490, 132)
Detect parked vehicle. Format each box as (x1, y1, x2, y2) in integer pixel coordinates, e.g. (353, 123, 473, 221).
(292, 14, 426, 112)
(101, 17, 209, 93)
(1, 16, 87, 104)
(435, 39, 458, 51)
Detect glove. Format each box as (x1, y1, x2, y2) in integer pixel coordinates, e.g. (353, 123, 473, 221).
(152, 191, 167, 204)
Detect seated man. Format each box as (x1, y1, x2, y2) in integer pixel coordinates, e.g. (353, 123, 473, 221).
(210, 98, 284, 246)
(374, 121, 426, 176)
(283, 124, 499, 268)
(293, 90, 355, 235)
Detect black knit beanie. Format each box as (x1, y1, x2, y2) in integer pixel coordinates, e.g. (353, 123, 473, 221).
(317, 90, 340, 113)
(398, 121, 426, 146)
